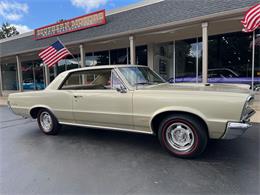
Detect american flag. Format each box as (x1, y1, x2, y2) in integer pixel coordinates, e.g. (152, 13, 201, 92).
(241, 4, 260, 32)
(39, 40, 71, 67)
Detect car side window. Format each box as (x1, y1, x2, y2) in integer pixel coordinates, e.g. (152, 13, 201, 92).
(60, 69, 124, 90)
(61, 69, 111, 90)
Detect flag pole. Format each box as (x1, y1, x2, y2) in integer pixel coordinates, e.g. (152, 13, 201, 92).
(251, 30, 255, 91)
(57, 37, 80, 66)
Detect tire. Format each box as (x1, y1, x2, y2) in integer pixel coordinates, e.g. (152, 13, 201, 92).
(37, 109, 61, 135)
(158, 114, 208, 158)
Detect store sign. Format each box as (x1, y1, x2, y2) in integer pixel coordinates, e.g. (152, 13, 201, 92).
(34, 10, 106, 40)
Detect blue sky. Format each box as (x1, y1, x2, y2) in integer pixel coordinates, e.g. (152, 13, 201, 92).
(0, 0, 141, 33)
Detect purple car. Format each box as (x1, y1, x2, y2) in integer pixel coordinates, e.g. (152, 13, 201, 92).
(168, 68, 260, 90)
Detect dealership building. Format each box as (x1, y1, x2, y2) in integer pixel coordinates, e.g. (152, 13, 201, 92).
(0, 0, 259, 95)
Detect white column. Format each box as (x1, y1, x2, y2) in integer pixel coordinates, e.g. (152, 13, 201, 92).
(251, 31, 255, 90)
(80, 44, 85, 68)
(148, 43, 154, 70)
(129, 36, 136, 65)
(0, 64, 3, 96)
(202, 22, 208, 83)
(54, 64, 58, 77)
(44, 64, 50, 86)
(16, 55, 23, 92)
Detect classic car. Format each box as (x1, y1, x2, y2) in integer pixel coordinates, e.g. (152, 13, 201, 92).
(8, 65, 256, 158)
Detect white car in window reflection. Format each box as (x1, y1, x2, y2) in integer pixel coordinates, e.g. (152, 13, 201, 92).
(169, 68, 260, 90)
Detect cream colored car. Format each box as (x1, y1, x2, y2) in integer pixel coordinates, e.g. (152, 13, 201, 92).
(8, 65, 256, 158)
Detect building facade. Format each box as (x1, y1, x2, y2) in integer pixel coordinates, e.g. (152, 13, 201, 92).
(0, 0, 259, 95)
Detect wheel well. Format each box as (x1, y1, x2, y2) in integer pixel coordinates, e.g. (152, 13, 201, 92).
(151, 111, 209, 136)
(30, 107, 46, 119)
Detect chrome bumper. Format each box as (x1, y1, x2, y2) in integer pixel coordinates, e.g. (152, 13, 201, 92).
(222, 122, 252, 140)
(7, 100, 14, 113)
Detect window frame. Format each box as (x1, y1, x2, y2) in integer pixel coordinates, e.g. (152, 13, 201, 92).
(58, 68, 127, 91)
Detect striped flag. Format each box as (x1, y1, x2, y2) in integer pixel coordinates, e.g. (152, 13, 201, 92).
(39, 40, 71, 67)
(241, 4, 260, 32)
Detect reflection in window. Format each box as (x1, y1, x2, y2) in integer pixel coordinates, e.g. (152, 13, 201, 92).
(85, 51, 109, 66)
(1, 63, 18, 90)
(110, 48, 127, 64)
(208, 32, 253, 85)
(21, 60, 45, 90)
(154, 42, 173, 80)
(93, 51, 109, 65)
(175, 38, 202, 83)
(22, 61, 34, 90)
(136, 45, 148, 65)
(57, 55, 79, 72)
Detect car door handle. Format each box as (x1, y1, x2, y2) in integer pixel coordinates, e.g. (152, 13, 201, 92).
(74, 95, 83, 98)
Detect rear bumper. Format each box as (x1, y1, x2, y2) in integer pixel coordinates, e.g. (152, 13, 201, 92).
(221, 122, 252, 140)
(7, 100, 15, 114)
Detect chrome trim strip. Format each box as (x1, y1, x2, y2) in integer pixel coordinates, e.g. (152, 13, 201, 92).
(59, 122, 154, 135)
(246, 95, 254, 103)
(227, 122, 252, 129)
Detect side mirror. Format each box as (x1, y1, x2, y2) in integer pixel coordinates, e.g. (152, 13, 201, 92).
(116, 85, 127, 93)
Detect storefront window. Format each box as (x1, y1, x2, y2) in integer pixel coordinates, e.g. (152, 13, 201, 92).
(22, 60, 45, 90)
(1, 63, 18, 90)
(208, 32, 253, 85)
(136, 45, 147, 66)
(110, 48, 128, 64)
(85, 53, 95, 66)
(22, 61, 34, 90)
(93, 51, 109, 65)
(57, 55, 79, 74)
(175, 38, 201, 83)
(34, 62, 45, 89)
(154, 42, 173, 80)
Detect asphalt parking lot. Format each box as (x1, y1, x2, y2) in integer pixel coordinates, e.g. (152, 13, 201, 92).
(0, 106, 259, 194)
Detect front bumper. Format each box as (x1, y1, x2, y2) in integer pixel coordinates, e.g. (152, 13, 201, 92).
(222, 122, 252, 140)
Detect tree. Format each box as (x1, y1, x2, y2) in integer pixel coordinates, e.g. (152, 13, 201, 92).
(0, 22, 19, 39)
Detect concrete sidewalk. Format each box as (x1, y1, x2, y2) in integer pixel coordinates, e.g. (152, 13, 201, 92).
(1, 93, 259, 122)
(0, 96, 7, 106)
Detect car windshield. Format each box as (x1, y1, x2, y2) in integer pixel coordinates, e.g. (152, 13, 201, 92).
(118, 66, 165, 86)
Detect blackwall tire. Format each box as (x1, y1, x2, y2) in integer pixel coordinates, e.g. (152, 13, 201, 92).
(37, 109, 61, 135)
(158, 114, 208, 158)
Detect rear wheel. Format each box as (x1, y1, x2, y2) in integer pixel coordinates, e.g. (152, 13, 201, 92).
(37, 109, 61, 135)
(158, 114, 208, 158)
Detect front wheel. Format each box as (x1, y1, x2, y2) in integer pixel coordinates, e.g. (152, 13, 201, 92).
(37, 109, 61, 135)
(158, 114, 208, 158)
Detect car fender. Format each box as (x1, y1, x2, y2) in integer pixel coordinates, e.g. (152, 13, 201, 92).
(29, 105, 56, 118)
(150, 106, 208, 127)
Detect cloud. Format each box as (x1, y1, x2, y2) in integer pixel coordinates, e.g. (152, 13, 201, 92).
(0, 1, 28, 21)
(71, 0, 109, 12)
(12, 24, 32, 34)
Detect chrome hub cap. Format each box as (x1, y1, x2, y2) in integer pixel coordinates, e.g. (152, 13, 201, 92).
(40, 112, 53, 132)
(166, 122, 195, 151)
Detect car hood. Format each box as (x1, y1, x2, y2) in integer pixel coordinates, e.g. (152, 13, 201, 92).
(140, 83, 252, 94)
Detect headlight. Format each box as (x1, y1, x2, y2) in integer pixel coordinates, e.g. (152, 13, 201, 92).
(241, 95, 256, 122)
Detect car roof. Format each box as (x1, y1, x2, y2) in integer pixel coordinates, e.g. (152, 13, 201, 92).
(65, 64, 147, 74)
